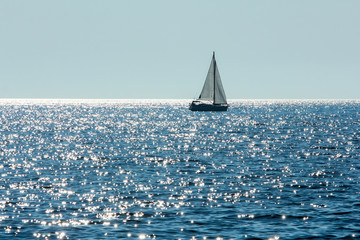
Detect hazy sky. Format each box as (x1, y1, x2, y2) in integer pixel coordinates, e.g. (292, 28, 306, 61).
(1, 1, 359, 99)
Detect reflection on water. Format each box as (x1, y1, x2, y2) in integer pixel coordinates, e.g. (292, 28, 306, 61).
(0, 99, 359, 239)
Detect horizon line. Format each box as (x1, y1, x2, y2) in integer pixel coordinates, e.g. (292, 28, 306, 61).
(1, 97, 360, 99)
(0, 98, 359, 101)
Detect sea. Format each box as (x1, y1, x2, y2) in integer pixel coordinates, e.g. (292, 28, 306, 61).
(0, 99, 359, 240)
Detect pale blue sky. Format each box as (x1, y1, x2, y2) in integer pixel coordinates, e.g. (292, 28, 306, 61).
(1, 0, 359, 99)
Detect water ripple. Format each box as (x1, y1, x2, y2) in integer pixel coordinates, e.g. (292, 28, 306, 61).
(0, 99, 359, 239)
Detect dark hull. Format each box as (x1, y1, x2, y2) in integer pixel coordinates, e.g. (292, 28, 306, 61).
(189, 103, 228, 112)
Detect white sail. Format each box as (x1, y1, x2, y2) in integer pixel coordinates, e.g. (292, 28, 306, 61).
(214, 64, 227, 104)
(198, 57, 215, 101)
(198, 53, 227, 104)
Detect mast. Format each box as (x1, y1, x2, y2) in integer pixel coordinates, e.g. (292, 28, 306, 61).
(213, 51, 216, 104)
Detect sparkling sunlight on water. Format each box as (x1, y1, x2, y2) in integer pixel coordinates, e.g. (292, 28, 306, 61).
(0, 99, 359, 239)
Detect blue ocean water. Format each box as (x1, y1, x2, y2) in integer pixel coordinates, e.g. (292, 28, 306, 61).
(0, 99, 359, 239)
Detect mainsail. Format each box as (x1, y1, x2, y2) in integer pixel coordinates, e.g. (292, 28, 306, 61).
(198, 52, 227, 104)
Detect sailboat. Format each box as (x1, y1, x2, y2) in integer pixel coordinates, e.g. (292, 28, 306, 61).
(189, 52, 228, 111)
